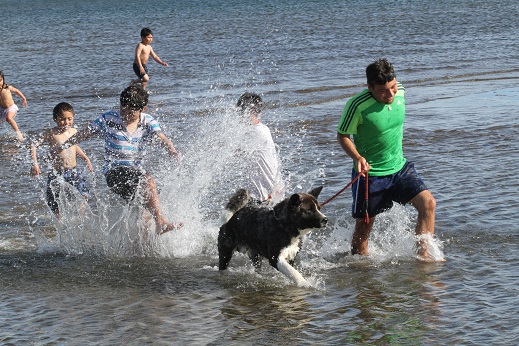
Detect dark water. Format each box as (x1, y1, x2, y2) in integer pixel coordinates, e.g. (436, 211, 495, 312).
(1, 0, 519, 344)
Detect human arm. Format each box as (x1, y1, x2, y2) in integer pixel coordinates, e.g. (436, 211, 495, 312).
(150, 48, 168, 67)
(156, 132, 179, 160)
(9, 85, 27, 107)
(337, 132, 370, 175)
(29, 131, 50, 176)
(62, 126, 96, 149)
(76, 145, 94, 173)
(30, 144, 41, 176)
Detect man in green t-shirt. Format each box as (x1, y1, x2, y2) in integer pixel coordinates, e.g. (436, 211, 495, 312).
(337, 58, 442, 261)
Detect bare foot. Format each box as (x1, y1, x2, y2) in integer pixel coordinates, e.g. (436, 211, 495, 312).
(417, 236, 446, 262)
(158, 221, 183, 235)
(417, 252, 447, 263)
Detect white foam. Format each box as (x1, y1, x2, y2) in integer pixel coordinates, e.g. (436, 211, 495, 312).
(32, 104, 257, 258)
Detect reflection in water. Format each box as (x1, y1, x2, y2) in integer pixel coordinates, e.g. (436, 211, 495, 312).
(317, 260, 448, 343)
(220, 283, 315, 342)
(211, 258, 448, 344)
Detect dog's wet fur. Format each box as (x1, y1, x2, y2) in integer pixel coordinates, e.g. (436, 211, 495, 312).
(218, 186, 328, 286)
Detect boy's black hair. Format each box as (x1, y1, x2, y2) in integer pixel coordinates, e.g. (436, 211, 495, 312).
(237, 92, 264, 113)
(120, 85, 148, 111)
(141, 27, 153, 37)
(366, 58, 396, 87)
(53, 102, 75, 120)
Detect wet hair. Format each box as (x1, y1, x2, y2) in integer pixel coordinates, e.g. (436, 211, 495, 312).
(236, 92, 264, 114)
(366, 58, 396, 87)
(53, 102, 75, 120)
(120, 85, 148, 111)
(141, 27, 153, 37)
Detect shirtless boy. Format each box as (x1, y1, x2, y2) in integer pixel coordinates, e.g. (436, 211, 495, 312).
(0, 71, 27, 141)
(31, 102, 93, 218)
(131, 27, 169, 90)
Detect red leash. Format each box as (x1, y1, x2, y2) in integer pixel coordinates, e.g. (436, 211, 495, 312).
(319, 175, 360, 207)
(320, 170, 369, 224)
(363, 173, 369, 224)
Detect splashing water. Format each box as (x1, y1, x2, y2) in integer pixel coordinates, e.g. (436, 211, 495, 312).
(305, 203, 445, 266)
(31, 102, 278, 259)
(29, 99, 444, 274)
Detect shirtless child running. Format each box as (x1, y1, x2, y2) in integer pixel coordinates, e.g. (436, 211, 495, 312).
(30, 102, 93, 218)
(0, 71, 27, 141)
(130, 27, 169, 90)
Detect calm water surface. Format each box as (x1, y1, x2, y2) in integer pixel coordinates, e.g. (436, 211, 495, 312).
(1, 0, 519, 344)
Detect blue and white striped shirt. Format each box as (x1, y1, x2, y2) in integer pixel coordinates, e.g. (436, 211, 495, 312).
(88, 110, 162, 173)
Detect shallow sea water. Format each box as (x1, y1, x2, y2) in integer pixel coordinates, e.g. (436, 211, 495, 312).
(1, 0, 519, 344)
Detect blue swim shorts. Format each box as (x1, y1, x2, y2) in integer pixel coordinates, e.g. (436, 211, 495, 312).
(351, 161, 428, 219)
(46, 167, 89, 214)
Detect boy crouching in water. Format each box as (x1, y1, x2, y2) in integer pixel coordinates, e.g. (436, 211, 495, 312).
(30, 102, 93, 218)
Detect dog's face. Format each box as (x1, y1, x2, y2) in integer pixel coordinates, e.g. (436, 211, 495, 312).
(285, 186, 328, 230)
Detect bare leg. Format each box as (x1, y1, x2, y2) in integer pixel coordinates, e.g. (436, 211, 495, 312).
(351, 216, 375, 255)
(410, 190, 441, 261)
(130, 74, 149, 90)
(141, 173, 181, 234)
(5, 110, 23, 141)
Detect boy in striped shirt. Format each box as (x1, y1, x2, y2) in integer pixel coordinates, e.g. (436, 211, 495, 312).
(64, 85, 182, 234)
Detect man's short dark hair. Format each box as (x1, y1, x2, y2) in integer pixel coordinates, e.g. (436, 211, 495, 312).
(366, 58, 396, 87)
(120, 85, 148, 111)
(53, 102, 75, 120)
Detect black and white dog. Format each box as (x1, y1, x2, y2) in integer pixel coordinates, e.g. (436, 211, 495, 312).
(218, 187, 328, 286)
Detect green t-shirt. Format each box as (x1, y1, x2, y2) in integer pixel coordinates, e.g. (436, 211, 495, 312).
(337, 83, 406, 176)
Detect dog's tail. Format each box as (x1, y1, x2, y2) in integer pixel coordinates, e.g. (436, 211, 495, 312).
(221, 189, 250, 223)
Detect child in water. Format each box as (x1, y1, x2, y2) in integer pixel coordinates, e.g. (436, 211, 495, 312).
(30, 102, 93, 219)
(236, 92, 284, 203)
(61, 85, 182, 234)
(130, 27, 169, 90)
(0, 71, 27, 141)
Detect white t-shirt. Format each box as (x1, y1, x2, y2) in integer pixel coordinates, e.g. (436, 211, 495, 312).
(244, 122, 284, 202)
